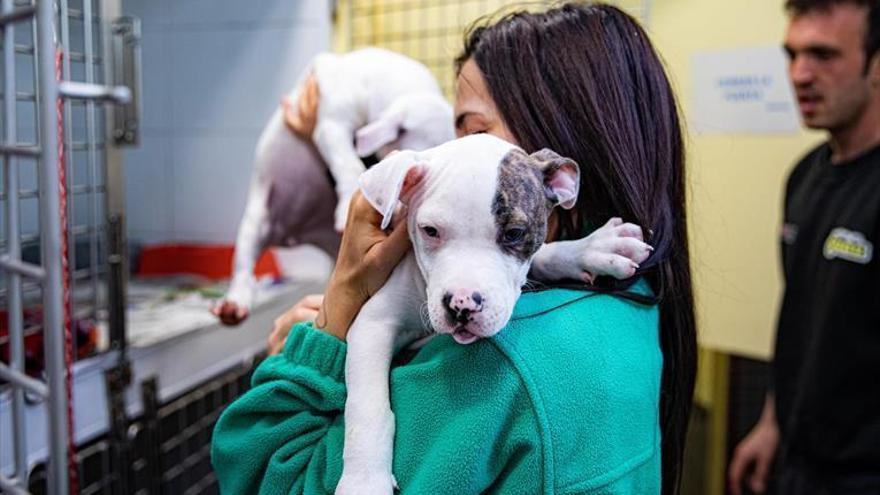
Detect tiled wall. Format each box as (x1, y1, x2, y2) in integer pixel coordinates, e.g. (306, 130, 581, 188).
(122, 0, 332, 244)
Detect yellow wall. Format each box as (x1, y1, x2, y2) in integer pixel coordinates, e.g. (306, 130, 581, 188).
(650, 0, 824, 359)
(334, 1, 556, 98)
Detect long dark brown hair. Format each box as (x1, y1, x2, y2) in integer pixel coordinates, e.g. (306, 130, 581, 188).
(457, 3, 697, 493)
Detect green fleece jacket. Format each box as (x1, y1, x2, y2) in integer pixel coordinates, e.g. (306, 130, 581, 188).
(211, 283, 663, 494)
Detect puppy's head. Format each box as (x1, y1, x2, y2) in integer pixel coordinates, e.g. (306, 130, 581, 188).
(359, 134, 579, 344)
(355, 93, 455, 159)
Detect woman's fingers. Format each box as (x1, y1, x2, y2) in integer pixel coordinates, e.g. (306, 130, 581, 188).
(370, 214, 411, 270)
(299, 294, 325, 312)
(267, 294, 324, 355)
(282, 72, 320, 140)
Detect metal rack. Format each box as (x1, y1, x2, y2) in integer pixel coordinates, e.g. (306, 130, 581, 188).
(0, 0, 131, 492)
(23, 354, 261, 494)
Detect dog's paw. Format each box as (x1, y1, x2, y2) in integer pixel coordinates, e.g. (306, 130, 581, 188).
(335, 470, 397, 495)
(211, 299, 250, 326)
(212, 282, 254, 326)
(532, 217, 652, 283)
(577, 217, 652, 281)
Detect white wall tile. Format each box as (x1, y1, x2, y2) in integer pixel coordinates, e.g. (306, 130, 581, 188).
(167, 134, 255, 243)
(138, 30, 171, 131)
(122, 0, 172, 30)
(169, 0, 328, 27)
(125, 134, 171, 241)
(168, 26, 327, 132)
(122, 0, 331, 244)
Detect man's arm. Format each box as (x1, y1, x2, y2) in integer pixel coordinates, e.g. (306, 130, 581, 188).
(728, 394, 780, 495)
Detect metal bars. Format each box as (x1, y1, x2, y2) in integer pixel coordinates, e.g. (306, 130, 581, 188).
(0, 255, 45, 278)
(342, 0, 651, 98)
(343, 0, 564, 97)
(0, 360, 47, 396)
(2, 1, 34, 491)
(1, 0, 125, 492)
(0, 4, 34, 25)
(36, 0, 70, 490)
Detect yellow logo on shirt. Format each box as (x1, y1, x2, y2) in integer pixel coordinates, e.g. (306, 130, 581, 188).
(823, 228, 873, 265)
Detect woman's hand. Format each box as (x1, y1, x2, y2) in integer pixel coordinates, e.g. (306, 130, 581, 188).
(282, 71, 320, 140)
(316, 190, 413, 340)
(268, 294, 323, 355)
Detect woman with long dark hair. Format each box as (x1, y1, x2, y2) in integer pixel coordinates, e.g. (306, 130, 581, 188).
(455, 5, 697, 493)
(212, 3, 696, 494)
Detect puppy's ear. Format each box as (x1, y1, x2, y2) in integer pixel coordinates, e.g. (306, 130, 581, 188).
(355, 109, 404, 158)
(358, 150, 427, 229)
(531, 149, 580, 210)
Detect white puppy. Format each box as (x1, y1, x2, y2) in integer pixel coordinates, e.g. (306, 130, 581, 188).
(335, 134, 652, 494)
(214, 48, 455, 325)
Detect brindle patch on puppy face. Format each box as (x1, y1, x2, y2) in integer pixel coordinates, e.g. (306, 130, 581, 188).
(491, 149, 553, 261)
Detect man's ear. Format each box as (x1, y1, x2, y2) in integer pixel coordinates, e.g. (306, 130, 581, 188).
(357, 150, 427, 229)
(869, 53, 880, 87)
(530, 149, 580, 210)
(355, 109, 404, 158)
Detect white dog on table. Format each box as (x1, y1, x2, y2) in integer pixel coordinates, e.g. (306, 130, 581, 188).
(213, 47, 455, 325)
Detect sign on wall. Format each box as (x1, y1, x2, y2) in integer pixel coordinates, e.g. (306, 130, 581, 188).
(691, 46, 800, 134)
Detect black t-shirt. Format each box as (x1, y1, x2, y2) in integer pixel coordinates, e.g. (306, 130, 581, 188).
(774, 142, 880, 473)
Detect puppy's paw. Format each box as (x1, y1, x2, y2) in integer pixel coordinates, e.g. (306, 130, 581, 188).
(577, 218, 654, 279)
(212, 281, 254, 326)
(335, 470, 397, 495)
(211, 300, 250, 326)
(578, 217, 652, 280)
(531, 217, 653, 283)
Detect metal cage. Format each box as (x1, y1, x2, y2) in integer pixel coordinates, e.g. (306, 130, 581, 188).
(340, 0, 652, 98)
(0, 0, 130, 492)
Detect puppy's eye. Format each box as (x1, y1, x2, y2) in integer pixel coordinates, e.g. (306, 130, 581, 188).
(421, 225, 439, 238)
(503, 227, 526, 244)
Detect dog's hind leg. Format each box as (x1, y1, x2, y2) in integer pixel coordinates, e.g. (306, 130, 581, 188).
(213, 182, 272, 326)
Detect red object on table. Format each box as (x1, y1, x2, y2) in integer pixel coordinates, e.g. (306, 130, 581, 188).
(135, 244, 281, 280)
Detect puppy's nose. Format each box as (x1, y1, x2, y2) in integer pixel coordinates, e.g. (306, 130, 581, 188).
(443, 289, 484, 325)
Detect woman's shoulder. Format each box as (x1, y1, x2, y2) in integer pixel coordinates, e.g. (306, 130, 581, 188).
(500, 281, 661, 366)
(492, 283, 663, 491)
(401, 281, 663, 493)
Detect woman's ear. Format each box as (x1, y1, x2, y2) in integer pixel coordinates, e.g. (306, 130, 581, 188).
(357, 150, 427, 229)
(531, 149, 580, 210)
(355, 109, 404, 157)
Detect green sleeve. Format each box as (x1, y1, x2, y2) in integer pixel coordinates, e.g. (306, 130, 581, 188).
(211, 322, 544, 495)
(211, 322, 348, 494)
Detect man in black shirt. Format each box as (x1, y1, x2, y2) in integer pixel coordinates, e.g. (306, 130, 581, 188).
(729, 1, 880, 494)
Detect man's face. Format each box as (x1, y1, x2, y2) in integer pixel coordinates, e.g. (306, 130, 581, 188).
(784, 3, 876, 131)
